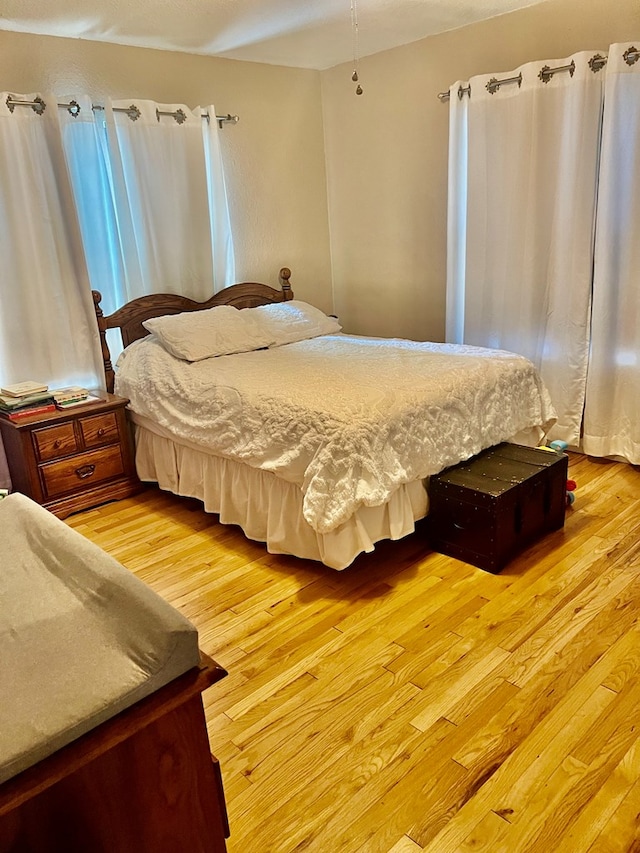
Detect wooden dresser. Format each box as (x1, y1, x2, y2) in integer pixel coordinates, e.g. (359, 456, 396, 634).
(0, 654, 230, 853)
(0, 392, 140, 518)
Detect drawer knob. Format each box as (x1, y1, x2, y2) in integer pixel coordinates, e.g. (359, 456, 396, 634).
(53, 440, 61, 449)
(97, 428, 105, 437)
(76, 464, 96, 480)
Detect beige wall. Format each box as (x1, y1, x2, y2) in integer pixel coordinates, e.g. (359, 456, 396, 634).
(321, 0, 640, 340)
(0, 30, 334, 311)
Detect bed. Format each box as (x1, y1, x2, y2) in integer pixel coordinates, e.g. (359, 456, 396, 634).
(0, 492, 229, 851)
(92, 268, 556, 570)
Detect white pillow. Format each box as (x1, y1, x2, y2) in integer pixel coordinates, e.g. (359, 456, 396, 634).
(249, 300, 341, 346)
(142, 305, 275, 361)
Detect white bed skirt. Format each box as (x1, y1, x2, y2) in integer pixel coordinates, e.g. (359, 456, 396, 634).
(133, 421, 429, 570)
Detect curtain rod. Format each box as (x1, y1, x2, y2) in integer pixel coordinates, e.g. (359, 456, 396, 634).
(5, 95, 239, 127)
(437, 46, 640, 101)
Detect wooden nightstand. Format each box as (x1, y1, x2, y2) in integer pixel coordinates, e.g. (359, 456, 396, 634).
(0, 392, 141, 518)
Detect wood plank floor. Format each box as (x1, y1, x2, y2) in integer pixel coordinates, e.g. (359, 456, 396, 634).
(67, 452, 640, 852)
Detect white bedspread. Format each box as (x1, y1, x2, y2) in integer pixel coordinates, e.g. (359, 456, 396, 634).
(116, 334, 556, 534)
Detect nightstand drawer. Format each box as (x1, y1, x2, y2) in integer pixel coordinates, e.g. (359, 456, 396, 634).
(79, 412, 119, 449)
(41, 445, 125, 499)
(33, 423, 78, 462)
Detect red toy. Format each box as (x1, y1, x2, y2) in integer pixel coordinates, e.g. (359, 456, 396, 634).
(539, 441, 577, 506)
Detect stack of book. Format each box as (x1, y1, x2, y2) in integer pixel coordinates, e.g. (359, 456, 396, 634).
(0, 382, 55, 421)
(52, 387, 99, 409)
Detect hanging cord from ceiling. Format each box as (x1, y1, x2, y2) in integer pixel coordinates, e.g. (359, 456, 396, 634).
(350, 0, 363, 95)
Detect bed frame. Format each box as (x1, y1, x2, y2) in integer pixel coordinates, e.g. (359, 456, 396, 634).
(92, 267, 293, 393)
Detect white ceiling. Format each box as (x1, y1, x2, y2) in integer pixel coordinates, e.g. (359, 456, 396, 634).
(0, 0, 553, 71)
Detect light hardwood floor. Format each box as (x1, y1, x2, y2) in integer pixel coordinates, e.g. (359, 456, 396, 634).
(67, 452, 640, 853)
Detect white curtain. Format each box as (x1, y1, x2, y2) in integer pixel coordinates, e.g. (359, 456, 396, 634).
(60, 95, 127, 320)
(62, 97, 235, 358)
(447, 53, 605, 446)
(583, 45, 640, 463)
(0, 94, 104, 392)
(64, 99, 235, 314)
(202, 105, 236, 292)
(445, 82, 468, 345)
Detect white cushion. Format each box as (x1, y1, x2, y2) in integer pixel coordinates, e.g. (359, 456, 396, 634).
(143, 304, 274, 361)
(248, 300, 341, 346)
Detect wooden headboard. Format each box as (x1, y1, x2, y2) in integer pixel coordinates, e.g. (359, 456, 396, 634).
(92, 267, 293, 393)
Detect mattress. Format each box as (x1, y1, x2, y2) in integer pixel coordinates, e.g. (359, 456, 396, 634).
(0, 493, 200, 784)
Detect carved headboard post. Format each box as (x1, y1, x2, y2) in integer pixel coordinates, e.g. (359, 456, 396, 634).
(279, 267, 293, 300)
(92, 291, 116, 394)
